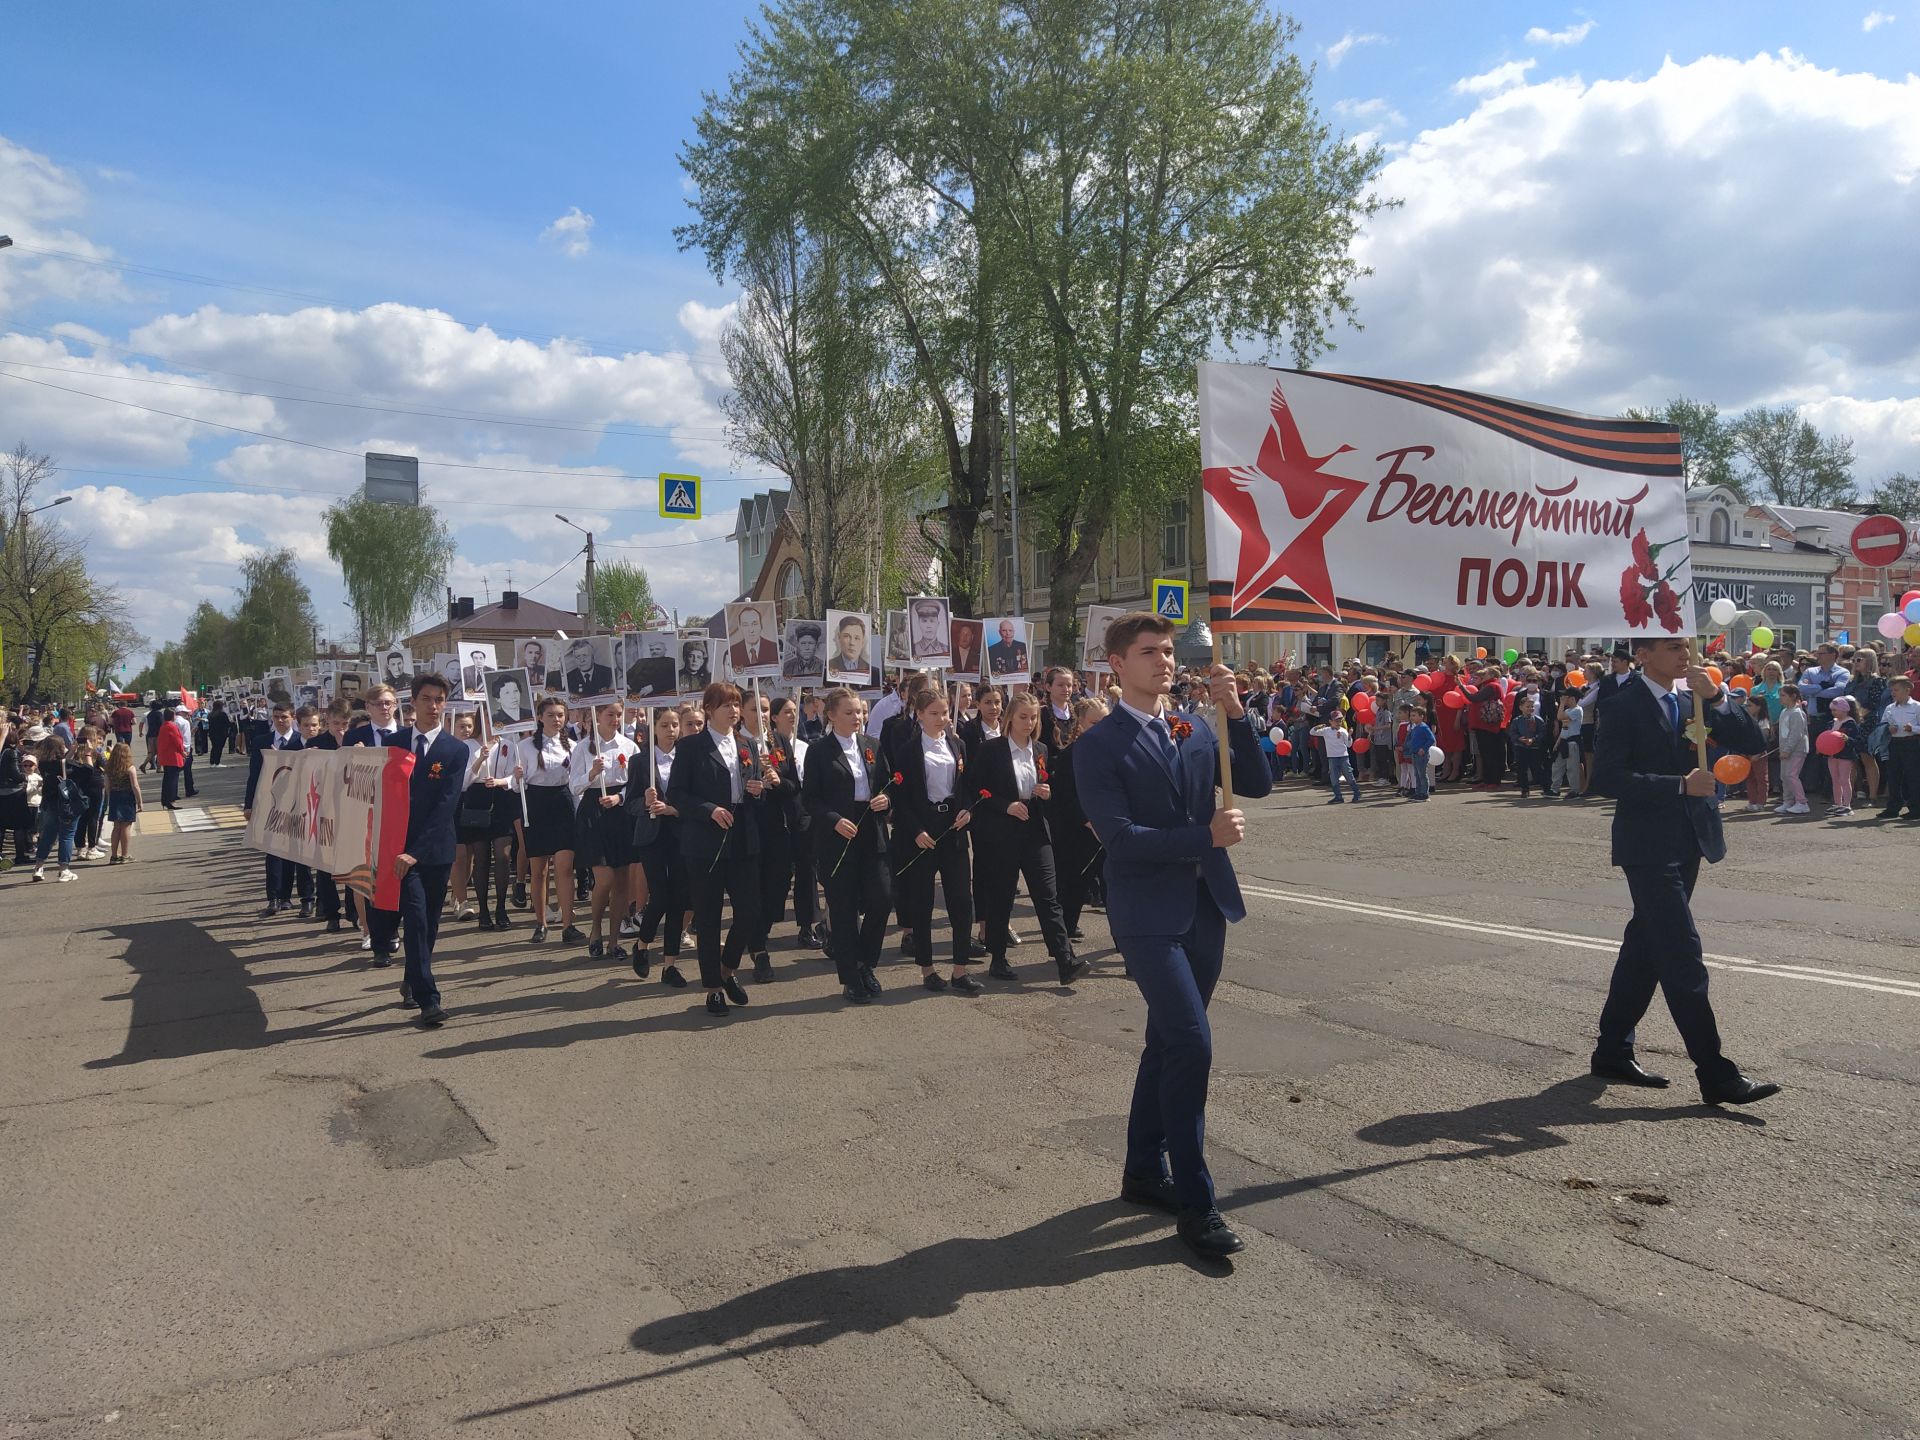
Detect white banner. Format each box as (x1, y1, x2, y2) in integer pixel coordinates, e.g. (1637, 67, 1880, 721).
(244, 746, 413, 909)
(1199, 363, 1694, 636)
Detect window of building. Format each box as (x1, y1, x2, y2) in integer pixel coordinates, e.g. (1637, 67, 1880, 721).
(996, 528, 1017, 604)
(776, 560, 803, 620)
(1709, 509, 1730, 544)
(1307, 633, 1333, 669)
(1161, 500, 1189, 571)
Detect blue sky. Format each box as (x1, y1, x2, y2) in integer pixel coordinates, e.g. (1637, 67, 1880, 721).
(3, 1, 1915, 674)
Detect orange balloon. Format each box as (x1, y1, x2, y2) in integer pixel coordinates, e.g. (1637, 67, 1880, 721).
(1475, 647, 1488, 659)
(1712, 754, 1751, 784)
(1727, 674, 1753, 691)
(1565, 668, 1586, 686)
(1705, 665, 1725, 686)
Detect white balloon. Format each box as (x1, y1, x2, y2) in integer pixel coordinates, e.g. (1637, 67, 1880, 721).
(1428, 745, 1445, 766)
(1708, 597, 1738, 627)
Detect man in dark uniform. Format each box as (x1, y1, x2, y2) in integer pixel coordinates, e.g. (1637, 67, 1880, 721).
(987, 619, 1029, 677)
(1589, 634, 1777, 1105)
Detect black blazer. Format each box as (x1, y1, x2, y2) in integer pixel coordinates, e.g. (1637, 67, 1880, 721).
(667, 727, 762, 862)
(754, 732, 807, 841)
(244, 729, 303, 809)
(969, 735, 1053, 847)
(622, 737, 664, 849)
(877, 709, 919, 776)
(1051, 739, 1091, 836)
(954, 716, 1004, 767)
(802, 730, 892, 858)
(388, 727, 470, 868)
(1592, 679, 1762, 868)
(893, 726, 974, 844)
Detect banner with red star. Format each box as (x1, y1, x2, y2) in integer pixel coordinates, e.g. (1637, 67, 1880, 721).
(1198, 363, 1694, 637)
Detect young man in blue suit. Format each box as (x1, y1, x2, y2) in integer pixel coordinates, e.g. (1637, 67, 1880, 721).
(376, 672, 467, 1028)
(1591, 634, 1777, 1105)
(241, 699, 303, 920)
(1074, 611, 1273, 1260)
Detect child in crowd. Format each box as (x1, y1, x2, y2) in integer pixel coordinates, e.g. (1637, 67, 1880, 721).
(1742, 695, 1773, 810)
(1394, 704, 1415, 796)
(1826, 695, 1861, 817)
(1507, 692, 1550, 798)
(1879, 674, 1919, 820)
(105, 738, 141, 863)
(1312, 712, 1362, 804)
(1775, 683, 1809, 815)
(1552, 691, 1584, 799)
(1400, 704, 1435, 802)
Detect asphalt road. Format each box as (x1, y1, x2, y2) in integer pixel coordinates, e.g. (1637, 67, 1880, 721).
(2, 755, 1916, 1439)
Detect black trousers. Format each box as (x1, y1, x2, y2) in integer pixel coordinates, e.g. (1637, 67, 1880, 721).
(977, 825, 1070, 964)
(1597, 852, 1734, 1081)
(161, 766, 181, 806)
(820, 839, 891, 986)
(1055, 820, 1100, 934)
(898, 825, 973, 968)
(181, 753, 196, 796)
(1512, 747, 1550, 793)
(636, 841, 686, 956)
(316, 870, 343, 923)
(790, 827, 819, 931)
(209, 734, 228, 766)
(1472, 728, 1505, 784)
(266, 855, 313, 904)
(688, 842, 760, 989)
(750, 826, 800, 953)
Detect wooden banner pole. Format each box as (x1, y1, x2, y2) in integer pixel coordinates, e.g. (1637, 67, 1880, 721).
(1213, 631, 1234, 808)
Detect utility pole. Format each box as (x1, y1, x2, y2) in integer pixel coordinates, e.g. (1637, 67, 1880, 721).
(1006, 362, 1024, 618)
(556, 514, 597, 634)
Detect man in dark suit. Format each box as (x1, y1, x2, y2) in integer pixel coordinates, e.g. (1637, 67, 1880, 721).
(376, 672, 467, 1027)
(666, 684, 763, 1015)
(561, 638, 614, 696)
(949, 620, 983, 678)
(987, 619, 1029, 677)
(1590, 634, 1776, 1105)
(728, 605, 780, 673)
(1074, 611, 1272, 1260)
(242, 699, 304, 919)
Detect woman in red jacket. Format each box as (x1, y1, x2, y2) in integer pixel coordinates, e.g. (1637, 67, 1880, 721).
(155, 707, 188, 809)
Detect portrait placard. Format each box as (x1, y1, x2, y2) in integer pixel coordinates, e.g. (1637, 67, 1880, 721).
(485, 667, 536, 733)
(457, 644, 497, 699)
(947, 617, 984, 681)
(559, 635, 617, 703)
(1081, 605, 1128, 674)
(377, 647, 414, 694)
(676, 635, 716, 698)
(781, 619, 826, 683)
(824, 611, 873, 685)
(907, 596, 952, 667)
(985, 617, 1032, 683)
(625, 630, 678, 698)
(725, 600, 782, 679)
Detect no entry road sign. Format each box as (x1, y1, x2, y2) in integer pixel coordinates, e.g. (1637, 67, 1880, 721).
(1849, 513, 1909, 568)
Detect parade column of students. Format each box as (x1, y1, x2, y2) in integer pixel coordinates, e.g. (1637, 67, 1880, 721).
(970, 692, 1082, 985)
(744, 693, 809, 980)
(626, 706, 690, 986)
(804, 688, 894, 1006)
(517, 696, 582, 945)
(893, 686, 979, 993)
(669, 682, 763, 1016)
(569, 702, 640, 961)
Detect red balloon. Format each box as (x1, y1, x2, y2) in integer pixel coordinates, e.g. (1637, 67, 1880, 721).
(1901, 589, 1920, 611)
(1274, 739, 1292, 757)
(1815, 729, 1846, 756)
(1441, 689, 1468, 710)
(1351, 735, 1371, 753)
(1412, 674, 1434, 693)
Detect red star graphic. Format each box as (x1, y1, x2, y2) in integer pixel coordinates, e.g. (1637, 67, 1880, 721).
(1203, 380, 1364, 620)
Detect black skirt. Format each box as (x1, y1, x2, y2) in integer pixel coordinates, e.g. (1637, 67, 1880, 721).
(574, 786, 632, 869)
(456, 784, 496, 845)
(523, 783, 575, 858)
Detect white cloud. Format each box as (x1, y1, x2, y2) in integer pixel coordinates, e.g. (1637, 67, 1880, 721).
(1333, 96, 1407, 129)
(1525, 20, 1596, 47)
(1334, 51, 1920, 483)
(540, 206, 595, 259)
(1326, 31, 1385, 68)
(1862, 10, 1895, 31)
(1453, 59, 1538, 95)
(0, 137, 130, 310)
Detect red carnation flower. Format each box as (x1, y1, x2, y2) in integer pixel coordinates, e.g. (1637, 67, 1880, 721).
(978, 787, 992, 800)
(891, 771, 905, 785)
(1619, 566, 1653, 628)
(1631, 529, 1657, 581)
(1652, 580, 1684, 633)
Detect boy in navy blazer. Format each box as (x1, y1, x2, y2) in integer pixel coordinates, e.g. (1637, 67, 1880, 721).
(377, 672, 467, 1027)
(1073, 611, 1271, 1260)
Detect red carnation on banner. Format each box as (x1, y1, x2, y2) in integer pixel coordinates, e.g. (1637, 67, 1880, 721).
(1651, 581, 1684, 632)
(1619, 567, 1653, 627)
(1631, 530, 1657, 580)
(1619, 527, 1687, 632)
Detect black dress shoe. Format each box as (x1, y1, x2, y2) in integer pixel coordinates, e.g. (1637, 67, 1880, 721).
(561, 924, 587, 946)
(988, 958, 1018, 982)
(531, 925, 547, 943)
(660, 963, 688, 988)
(723, 976, 750, 1006)
(1120, 1172, 1181, 1215)
(370, 952, 394, 968)
(950, 973, 981, 995)
(477, 910, 497, 931)
(258, 904, 278, 920)
(1068, 927, 1086, 943)
(415, 1004, 447, 1028)
(1700, 1072, 1782, 1106)
(632, 947, 651, 979)
(752, 952, 773, 983)
(326, 917, 344, 933)
(1177, 1207, 1246, 1259)
(492, 908, 512, 930)
(587, 937, 604, 959)
(921, 970, 948, 991)
(969, 938, 989, 959)
(807, 925, 829, 951)
(1056, 954, 1088, 985)
(705, 991, 729, 1016)
(842, 983, 873, 1006)
(299, 901, 314, 920)
(861, 964, 883, 996)
(1590, 1053, 1670, 1088)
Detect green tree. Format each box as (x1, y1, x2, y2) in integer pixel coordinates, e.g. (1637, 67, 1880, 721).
(228, 548, 316, 676)
(589, 558, 656, 630)
(1624, 397, 1742, 496)
(179, 601, 235, 689)
(1868, 470, 1919, 519)
(325, 492, 455, 650)
(1731, 406, 1855, 508)
(0, 442, 123, 703)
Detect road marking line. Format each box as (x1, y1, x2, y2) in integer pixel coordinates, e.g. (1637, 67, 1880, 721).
(1241, 884, 1920, 999)
(171, 806, 222, 832)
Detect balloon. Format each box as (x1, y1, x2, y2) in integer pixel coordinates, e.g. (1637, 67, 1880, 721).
(1905, 599, 1920, 624)
(1275, 739, 1292, 757)
(1502, 647, 1519, 664)
(1815, 729, 1846, 757)
(1712, 754, 1751, 784)
(1901, 588, 1920, 611)
(1727, 674, 1753, 691)
(1565, 668, 1586, 686)
(1441, 690, 1468, 710)
(1907, 622, 1920, 647)
(1475, 647, 1488, 659)
(1428, 745, 1445, 766)
(1879, 611, 1908, 639)
(1708, 597, 1739, 627)
(1705, 665, 1724, 686)
(1412, 673, 1434, 693)
(1749, 625, 1774, 649)
(1351, 736, 1371, 754)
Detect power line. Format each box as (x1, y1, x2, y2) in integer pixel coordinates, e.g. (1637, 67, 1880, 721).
(0, 367, 786, 490)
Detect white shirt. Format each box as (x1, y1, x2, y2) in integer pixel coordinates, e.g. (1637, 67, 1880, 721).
(568, 730, 639, 797)
(1882, 698, 1920, 737)
(476, 736, 519, 786)
(920, 730, 957, 802)
(790, 735, 810, 783)
(517, 732, 575, 786)
(413, 725, 444, 756)
(715, 728, 744, 804)
(1311, 724, 1351, 758)
(865, 690, 904, 737)
(1008, 739, 1038, 799)
(836, 731, 871, 801)
(269, 725, 296, 750)
(652, 745, 675, 794)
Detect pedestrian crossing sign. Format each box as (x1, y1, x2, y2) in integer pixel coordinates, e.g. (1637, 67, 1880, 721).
(1151, 578, 1188, 623)
(659, 473, 702, 520)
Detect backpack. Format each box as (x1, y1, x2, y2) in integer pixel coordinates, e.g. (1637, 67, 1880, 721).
(1475, 686, 1505, 729)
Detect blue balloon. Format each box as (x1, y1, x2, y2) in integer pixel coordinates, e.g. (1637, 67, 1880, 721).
(1906, 598, 1920, 623)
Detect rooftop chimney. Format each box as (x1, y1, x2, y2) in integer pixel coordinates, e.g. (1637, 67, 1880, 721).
(500, 590, 519, 609)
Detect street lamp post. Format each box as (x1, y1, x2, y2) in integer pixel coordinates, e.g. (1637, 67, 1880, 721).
(555, 514, 597, 635)
(2, 493, 71, 546)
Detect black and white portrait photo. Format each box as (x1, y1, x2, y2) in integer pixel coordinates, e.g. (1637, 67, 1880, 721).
(1081, 605, 1127, 674)
(677, 636, 715, 697)
(516, 637, 559, 690)
(459, 644, 497, 697)
(825, 611, 872, 684)
(725, 601, 781, 678)
(781, 620, 825, 682)
(560, 634, 617, 700)
(908, 596, 952, 666)
(884, 609, 910, 667)
(485, 667, 535, 732)
(379, 647, 413, 692)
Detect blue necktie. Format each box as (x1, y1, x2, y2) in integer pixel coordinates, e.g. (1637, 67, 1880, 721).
(1664, 692, 1681, 735)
